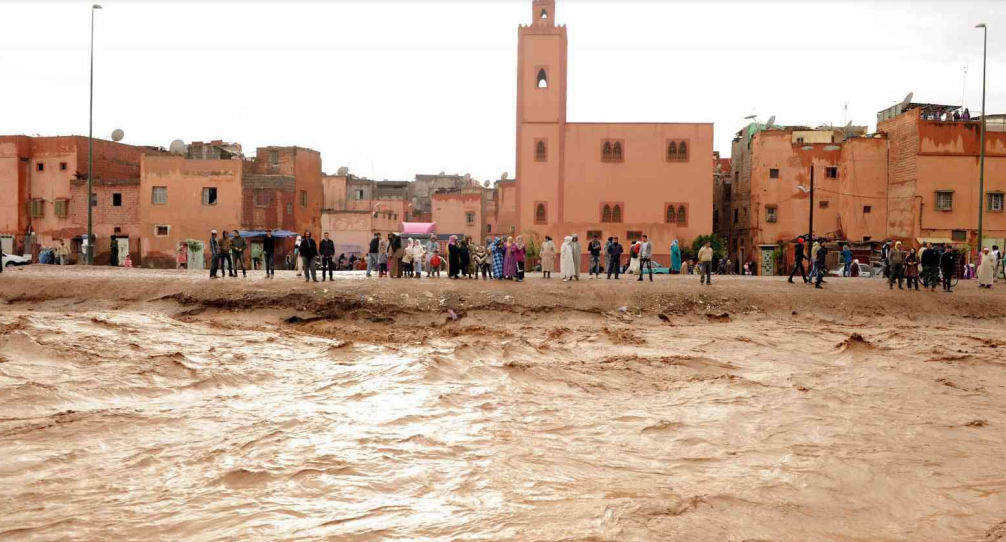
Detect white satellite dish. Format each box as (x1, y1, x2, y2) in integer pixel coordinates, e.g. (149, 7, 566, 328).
(336, 166, 349, 176)
(484, 180, 490, 188)
(766, 115, 776, 128)
(501, 172, 509, 181)
(901, 92, 914, 109)
(169, 140, 186, 155)
(111, 128, 124, 142)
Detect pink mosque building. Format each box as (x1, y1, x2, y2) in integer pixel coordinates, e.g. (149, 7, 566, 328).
(515, 0, 713, 265)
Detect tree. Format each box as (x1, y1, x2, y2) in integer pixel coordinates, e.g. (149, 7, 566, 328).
(690, 234, 726, 261)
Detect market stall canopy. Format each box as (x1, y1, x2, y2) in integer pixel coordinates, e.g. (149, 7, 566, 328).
(401, 222, 436, 235)
(238, 229, 298, 238)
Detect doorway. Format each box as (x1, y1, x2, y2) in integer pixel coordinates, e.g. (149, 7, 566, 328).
(113, 237, 130, 266)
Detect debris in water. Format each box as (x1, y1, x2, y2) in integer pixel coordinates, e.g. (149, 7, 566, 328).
(657, 313, 670, 322)
(448, 309, 459, 321)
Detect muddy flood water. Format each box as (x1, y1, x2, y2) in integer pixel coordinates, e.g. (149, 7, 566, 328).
(2, 304, 1006, 541)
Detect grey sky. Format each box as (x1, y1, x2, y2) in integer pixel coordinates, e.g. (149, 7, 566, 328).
(2, 1, 1004, 182)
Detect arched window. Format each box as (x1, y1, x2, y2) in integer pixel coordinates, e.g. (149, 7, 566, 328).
(612, 204, 622, 223)
(667, 141, 678, 160)
(601, 204, 612, 223)
(537, 68, 548, 89)
(540, 8, 548, 19)
(602, 142, 612, 161)
(613, 142, 623, 160)
(535, 140, 547, 161)
(535, 203, 546, 223)
(666, 205, 677, 223)
(679, 141, 688, 160)
(677, 205, 687, 224)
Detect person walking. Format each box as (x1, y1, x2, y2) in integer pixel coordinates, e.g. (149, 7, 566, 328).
(623, 241, 639, 274)
(841, 244, 853, 277)
(940, 245, 956, 293)
(606, 236, 624, 279)
(560, 236, 575, 281)
(992, 245, 1002, 284)
(921, 242, 940, 292)
(263, 229, 276, 278)
(540, 235, 556, 278)
(808, 240, 821, 282)
(978, 247, 995, 288)
(570, 234, 582, 280)
(604, 237, 613, 274)
(670, 239, 682, 274)
(587, 236, 602, 278)
(448, 235, 460, 279)
(209, 229, 225, 279)
(176, 241, 188, 270)
(319, 232, 336, 281)
(698, 241, 714, 285)
(378, 235, 389, 277)
(366, 232, 380, 278)
(57, 240, 71, 266)
(888, 241, 905, 290)
(293, 235, 302, 275)
(904, 247, 920, 291)
(300, 230, 318, 283)
(230, 230, 248, 278)
(637, 234, 654, 282)
(814, 243, 829, 289)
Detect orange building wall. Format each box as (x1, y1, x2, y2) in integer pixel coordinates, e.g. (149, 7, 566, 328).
(0, 136, 32, 235)
(837, 138, 888, 242)
(432, 193, 484, 242)
(496, 181, 517, 236)
(320, 174, 408, 252)
(294, 149, 323, 237)
(140, 155, 243, 268)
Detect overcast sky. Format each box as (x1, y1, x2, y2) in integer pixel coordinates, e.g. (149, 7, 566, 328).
(2, 1, 1004, 182)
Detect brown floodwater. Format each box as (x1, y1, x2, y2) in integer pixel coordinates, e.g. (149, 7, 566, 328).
(1, 307, 1005, 541)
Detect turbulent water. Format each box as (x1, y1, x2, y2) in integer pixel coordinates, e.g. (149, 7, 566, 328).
(1, 308, 1005, 541)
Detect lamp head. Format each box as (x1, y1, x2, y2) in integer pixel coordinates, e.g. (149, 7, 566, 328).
(976, 23, 986, 28)
(93, 4, 102, 8)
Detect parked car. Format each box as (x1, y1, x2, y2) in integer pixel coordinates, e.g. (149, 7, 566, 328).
(828, 262, 875, 277)
(2, 251, 31, 267)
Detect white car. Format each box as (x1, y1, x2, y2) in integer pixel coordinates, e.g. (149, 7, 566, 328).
(828, 262, 876, 278)
(2, 251, 31, 268)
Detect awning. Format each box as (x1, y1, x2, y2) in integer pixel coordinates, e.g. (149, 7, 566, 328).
(238, 229, 298, 238)
(401, 222, 436, 235)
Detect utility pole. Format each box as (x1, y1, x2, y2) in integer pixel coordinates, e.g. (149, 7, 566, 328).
(809, 165, 815, 244)
(977, 23, 988, 253)
(87, 4, 102, 264)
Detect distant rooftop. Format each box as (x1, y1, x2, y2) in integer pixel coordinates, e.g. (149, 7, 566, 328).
(877, 102, 961, 123)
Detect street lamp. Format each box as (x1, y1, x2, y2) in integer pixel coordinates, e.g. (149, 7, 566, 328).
(800, 145, 815, 243)
(87, 4, 102, 265)
(976, 22, 988, 254)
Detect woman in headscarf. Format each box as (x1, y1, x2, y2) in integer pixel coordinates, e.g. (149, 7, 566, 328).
(670, 239, 682, 274)
(904, 247, 919, 291)
(570, 233, 582, 280)
(560, 236, 575, 281)
(412, 238, 425, 279)
(448, 235, 460, 279)
(503, 236, 518, 279)
(402, 238, 414, 277)
(425, 234, 438, 277)
(390, 233, 403, 278)
(539, 235, 556, 278)
(459, 237, 471, 279)
(378, 235, 389, 277)
(626, 241, 641, 275)
(515, 235, 527, 282)
(978, 247, 995, 288)
(491, 236, 505, 279)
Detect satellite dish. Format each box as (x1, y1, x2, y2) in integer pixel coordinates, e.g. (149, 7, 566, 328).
(766, 115, 776, 128)
(439, 171, 446, 175)
(336, 166, 349, 176)
(901, 92, 914, 108)
(501, 172, 509, 181)
(484, 180, 490, 188)
(169, 140, 186, 155)
(845, 120, 853, 128)
(111, 128, 124, 142)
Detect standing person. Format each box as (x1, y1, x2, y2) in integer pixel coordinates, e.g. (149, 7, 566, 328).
(698, 241, 714, 285)
(448, 235, 461, 279)
(606, 236, 624, 279)
(459, 237, 471, 279)
(904, 247, 920, 291)
(570, 234, 582, 280)
(888, 241, 905, 290)
(560, 236, 575, 281)
(221, 230, 234, 277)
(978, 247, 995, 288)
(940, 245, 956, 293)
(109, 237, 119, 267)
(367, 232, 380, 278)
(502, 236, 517, 279)
(604, 237, 613, 274)
(814, 243, 829, 289)
(57, 240, 71, 266)
(319, 232, 336, 281)
(389, 233, 403, 278)
(587, 236, 602, 278)
(472, 241, 488, 280)
(540, 235, 556, 278)
(515, 235, 526, 281)
(491, 236, 505, 280)
(670, 239, 682, 274)
(209, 229, 225, 279)
(808, 241, 821, 282)
(293, 235, 302, 275)
(425, 234, 438, 278)
(413, 238, 426, 279)
(300, 230, 319, 283)
(637, 234, 654, 282)
(993, 245, 1002, 284)
(623, 241, 638, 274)
(263, 229, 276, 278)
(921, 242, 940, 292)
(176, 241, 188, 270)
(378, 235, 389, 277)
(402, 238, 415, 278)
(230, 230, 248, 278)
(842, 244, 853, 277)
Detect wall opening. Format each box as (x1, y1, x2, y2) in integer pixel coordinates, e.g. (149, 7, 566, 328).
(537, 68, 548, 89)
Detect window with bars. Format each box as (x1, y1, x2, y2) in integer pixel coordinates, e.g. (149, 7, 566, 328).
(825, 167, 838, 179)
(601, 204, 612, 223)
(952, 230, 967, 242)
(666, 206, 677, 223)
(626, 231, 643, 243)
(766, 206, 778, 223)
(466, 212, 476, 225)
(152, 186, 167, 205)
(535, 140, 547, 162)
(54, 198, 69, 218)
(677, 205, 686, 224)
(667, 140, 689, 162)
(936, 191, 954, 211)
(29, 198, 45, 218)
(254, 189, 270, 207)
(300, 190, 307, 208)
(988, 192, 1004, 212)
(612, 204, 622, 223)
(601, 140, 624, 163)
(534, 203, 546, 224)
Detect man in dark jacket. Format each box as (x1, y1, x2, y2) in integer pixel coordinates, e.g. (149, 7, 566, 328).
(588, 236, 602, 278)
(920, 242, 940, 292)
(230, 230, 247, 278)
(606, 237, 624, 279)
(263, 230, 276, 278)
(319, 232, 336, 281)
(940, 244, 956, 293)
(814, 243, 828, 289)
(367, 232, 380, 278)
(209, 229, 224, 278)
(788, 237, 808, 284)
(300, 231, 319, 283)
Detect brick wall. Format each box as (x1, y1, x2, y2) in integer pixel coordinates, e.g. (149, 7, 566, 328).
(878, 113, 918, 187)
(69, 180, 140, 227)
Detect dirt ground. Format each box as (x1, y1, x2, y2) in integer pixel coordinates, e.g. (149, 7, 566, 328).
(2, 266, 1006, 541)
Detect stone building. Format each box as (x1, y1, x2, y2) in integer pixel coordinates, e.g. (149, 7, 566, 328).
(514, 0, 713, 265)
(321, 173, 411, 255)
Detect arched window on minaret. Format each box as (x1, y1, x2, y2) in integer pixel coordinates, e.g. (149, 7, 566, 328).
(537, 68, 548, 89)
(667, 141, 678, 161)
(535, 203, 546, 223)
(679, 141, 688, 160)
(666, 206, 677, 224)
(613, 142, 623, 161)
(535, 140, 547, 161)
(601, 204, 612, 223)
(602, 142, 612, 161)
(677, 205, 687, 224)
(540, 8, 548, 19)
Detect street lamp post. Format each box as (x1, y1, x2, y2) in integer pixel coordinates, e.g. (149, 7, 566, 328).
(977, 22, 988, 254)
(87, 4, 102, 265)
